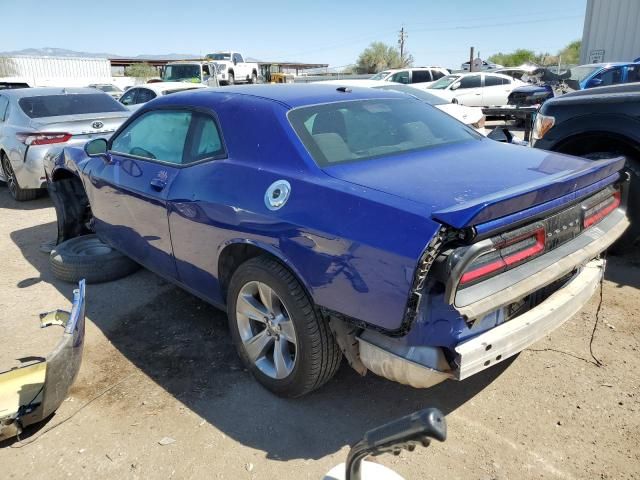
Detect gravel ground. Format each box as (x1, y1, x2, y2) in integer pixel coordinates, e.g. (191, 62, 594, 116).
(0, 187, 638, 480)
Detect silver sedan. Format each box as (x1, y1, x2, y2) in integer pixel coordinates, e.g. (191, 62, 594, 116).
(0, 87, 130, 201)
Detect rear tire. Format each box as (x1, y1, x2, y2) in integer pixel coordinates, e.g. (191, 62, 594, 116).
(50, 234, 140, 284)
(227, 255, 342, 397)
(582, 152, 639, 253)
(1, 153, 38, 202)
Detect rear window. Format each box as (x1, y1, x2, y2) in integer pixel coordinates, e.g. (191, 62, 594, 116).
(19, 93, 126, 118)
(288, 98, 479, 167)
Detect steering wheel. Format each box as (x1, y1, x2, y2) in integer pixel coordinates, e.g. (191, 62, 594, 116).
(129, 147, 156, 159)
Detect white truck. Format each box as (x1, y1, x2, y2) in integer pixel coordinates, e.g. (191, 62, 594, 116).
(0, 55, 112, 88)
(206, 52, 259, 85)
(161, 61, 220, 87)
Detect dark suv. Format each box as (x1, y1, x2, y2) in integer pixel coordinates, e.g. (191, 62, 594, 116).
(531, 83, 640, 250)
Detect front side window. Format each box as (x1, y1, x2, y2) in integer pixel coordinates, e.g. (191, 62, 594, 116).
(119, 89, 136, 106)
(111, 110, 192, 164)
(592, 67, 623, 86)
(458, 75, 481, 89)
(288, 98, 479, 167)
(430, 70, 445, 80)
(390, 71, 410, 84)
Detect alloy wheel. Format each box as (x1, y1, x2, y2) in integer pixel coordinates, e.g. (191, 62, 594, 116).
(1, 157, 17, 198)
(235, 281, 297, 379)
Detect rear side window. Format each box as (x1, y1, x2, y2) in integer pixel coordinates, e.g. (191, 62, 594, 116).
(626, 65, 640, 83)
(288, 98, 479, 167)
(458, 75, 481, 89)
(411, 70, 431, 83)
(189, 113, 225, 161)
(19, 93, 126, 118)
(111, 110, 192, 164)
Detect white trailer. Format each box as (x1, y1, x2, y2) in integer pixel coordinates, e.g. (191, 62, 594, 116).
(0, 55, 112, 88)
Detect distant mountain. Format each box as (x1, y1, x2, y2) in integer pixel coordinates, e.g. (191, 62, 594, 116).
(0, 47, 200, 60)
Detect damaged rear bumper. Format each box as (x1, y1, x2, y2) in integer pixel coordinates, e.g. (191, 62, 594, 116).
(358, 257, 605, 388)
(0, 280, 86, 441)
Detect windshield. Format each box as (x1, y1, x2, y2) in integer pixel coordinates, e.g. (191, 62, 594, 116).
(429, 75, 460, 89)
(569, 66, 600, 83)
(163, 64, 201, 82)
(374, 85, 448, 105)
(370, 71, 391, 81)
(208, 53, 231, 61)
(19, 93, 126, 118)
(288, 98, 478, 167)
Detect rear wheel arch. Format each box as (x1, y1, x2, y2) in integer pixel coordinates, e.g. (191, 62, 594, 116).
(217, 241, 313, 306)
(553, 131, 640, 159)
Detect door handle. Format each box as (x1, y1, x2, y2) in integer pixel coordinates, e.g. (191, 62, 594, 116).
(150, 178, 166, 191)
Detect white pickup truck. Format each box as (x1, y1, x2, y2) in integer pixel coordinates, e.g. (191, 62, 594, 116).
(206, 52, 259, 85)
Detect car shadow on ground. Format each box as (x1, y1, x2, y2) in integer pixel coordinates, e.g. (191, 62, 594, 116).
(605, 251, 640, 289)
(7, 220, 527, 460)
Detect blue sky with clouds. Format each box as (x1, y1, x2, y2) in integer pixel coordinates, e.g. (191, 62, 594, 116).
(1, 0, 586, 69)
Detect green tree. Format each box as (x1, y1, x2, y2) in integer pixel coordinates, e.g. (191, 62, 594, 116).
(356, 42, 409, 73)
(125, 62, 157, 78)
(488, 49, 537, 67)
(558, 40, 581, 65)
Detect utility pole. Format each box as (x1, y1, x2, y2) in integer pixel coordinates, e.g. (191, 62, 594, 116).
(469, 46, 475, 72)
(398, 26, 407, 65)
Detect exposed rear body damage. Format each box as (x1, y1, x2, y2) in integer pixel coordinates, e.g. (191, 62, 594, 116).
(43, 85, 630, 394)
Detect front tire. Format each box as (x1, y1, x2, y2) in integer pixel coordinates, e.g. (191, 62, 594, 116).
(249, 72, 257, 84)
(1, 153, 38, 201)
(227, 72, 235, 85)
(227, 255, 342, 397)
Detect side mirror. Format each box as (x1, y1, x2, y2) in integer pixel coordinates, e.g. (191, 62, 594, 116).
(589, 77, 603, 87)
(233, 59, 237, 66)
(450, 82, 460, 91)
(84, 138, 108, 157)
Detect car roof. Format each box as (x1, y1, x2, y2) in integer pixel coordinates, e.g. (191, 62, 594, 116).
(180, 83, 408, 108)
(130, 82, 207, 93)
(579, 62, 637, 68)
(0, 87, 102, 98)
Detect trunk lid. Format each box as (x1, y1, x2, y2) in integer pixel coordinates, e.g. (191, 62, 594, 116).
(323, 139, 625, 229)
(30, 111, 129, 140)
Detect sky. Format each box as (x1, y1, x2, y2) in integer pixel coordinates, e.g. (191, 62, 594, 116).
(0, 0, 587, 69)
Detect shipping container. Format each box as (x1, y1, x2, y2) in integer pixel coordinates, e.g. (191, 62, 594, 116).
(0, 55, 112, 87)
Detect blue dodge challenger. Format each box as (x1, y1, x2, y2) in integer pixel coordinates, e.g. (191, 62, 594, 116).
(46, 85, 629, 397)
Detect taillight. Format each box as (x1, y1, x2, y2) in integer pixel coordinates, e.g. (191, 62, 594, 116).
(460, 227, 546, 285)
(583, 191, 621, 228)
(16, 132, 72, 146)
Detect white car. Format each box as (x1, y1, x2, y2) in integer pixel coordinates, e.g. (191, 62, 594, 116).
(315, 81, 486, 132)
(372, 84, 486, 131)
(118, 82, 208, 110)
(368, 67, 450, 87)
(422, 72, 526, 107)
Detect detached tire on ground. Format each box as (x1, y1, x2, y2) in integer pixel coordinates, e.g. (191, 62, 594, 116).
(50, 234, 140, 284)
(227, 255, 342, 397)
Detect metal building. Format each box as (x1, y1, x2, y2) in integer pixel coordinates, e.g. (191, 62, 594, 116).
(581, 0, 640, 64)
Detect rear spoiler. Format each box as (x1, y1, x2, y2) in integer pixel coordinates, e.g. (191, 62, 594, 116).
(431, 156, 626, 229)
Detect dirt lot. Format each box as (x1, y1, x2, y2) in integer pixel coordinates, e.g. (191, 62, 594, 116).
(1, 188, 639, 480)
